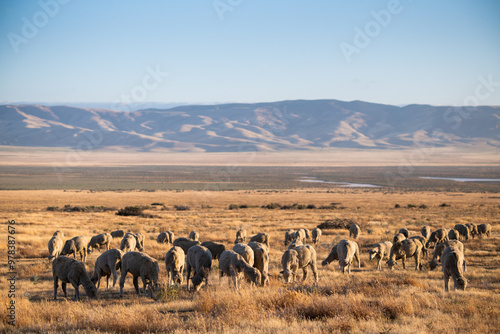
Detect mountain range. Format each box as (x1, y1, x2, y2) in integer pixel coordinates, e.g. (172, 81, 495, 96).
(1, 100, 499, 152)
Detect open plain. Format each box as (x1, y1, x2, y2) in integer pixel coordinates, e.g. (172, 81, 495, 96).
(0, 166, 499, 333)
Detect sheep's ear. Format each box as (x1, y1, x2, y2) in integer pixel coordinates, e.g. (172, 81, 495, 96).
(279, 270, 284, 274)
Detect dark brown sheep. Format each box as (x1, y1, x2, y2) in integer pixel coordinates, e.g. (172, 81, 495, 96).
(186, 245, 212, 291)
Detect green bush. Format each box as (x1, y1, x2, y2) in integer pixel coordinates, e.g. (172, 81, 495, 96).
(116, 206, 144, 216)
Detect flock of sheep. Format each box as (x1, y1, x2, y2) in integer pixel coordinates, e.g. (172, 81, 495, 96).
(47, 222, 493, 300)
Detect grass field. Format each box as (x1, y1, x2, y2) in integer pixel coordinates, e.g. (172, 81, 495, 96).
(0, 168, 499, 333)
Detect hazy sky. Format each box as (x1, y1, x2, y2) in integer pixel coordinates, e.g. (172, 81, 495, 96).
(1, 0, 499, 106)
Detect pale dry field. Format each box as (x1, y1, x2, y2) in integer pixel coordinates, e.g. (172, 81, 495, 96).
(0, 189, 499, 333)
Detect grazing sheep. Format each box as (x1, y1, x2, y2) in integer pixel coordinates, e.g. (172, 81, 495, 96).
(465, 223, 478, 239)
(186, 245, 212, 292)
(477, 223, 492, 238)
(337, 239, 361, 274)
(233, 243, 254, 267)
(387, 238, 423, 271)
(157, 231, 174, 244)
(218, 250, 261, 289)
(442, 245, 467, 292)
(52, 256, 97, 301)
(312, 228, 322, 245)
(393, 233, 407, 244)
(235, 229, 247, 244)
(135, 233, 145, 251)
(87, 233, 112, 253)
(249, 233, 270, 250)
(398, 228, 409, 239)
(189, 231, 199, 241)
(298, 228, 310, 240)
(448, 229, 460, 241)
(408, 236, 428, 258)
(368, 241, 393, 271)
(119, 251, 159, 297)
(110, 230, 125, 238)
(421, 226, 431, 239)
(425, 228, 449, 248)
(48, 234, 64, 262)
(90, 249, 124, 289)
(201, 241, 226, 260)
(53, 230, 64, 238)
(284, 229, 296, 246)
(173, 237, 200, 254)
(61, 236, 89, 262)
(120, 233, 142, 253)
(321, 244, 339, 266)
(454, 224, 470, 241)
(287, 238, 303, 250)
(349, 223, 360, 239)
(429, 240, 465, 270)
(165, 246, 185, 286)
(280, 245, 318, 283)
(248, 241, 270, 286)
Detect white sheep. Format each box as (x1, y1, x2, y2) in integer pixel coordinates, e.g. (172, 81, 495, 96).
(90, 248, 124, 289)
(52, 256, 97, 300)
(189, 231, 199, 241)
(421, 226, 431, 239)
(368, 241, 393, 271)
(442, 245, 467, 292)
(61, 236, 89, 262)
(249, 233, 270, 250)
(165, 246, 185, 286)
(312, 228, 322, 245)
(284, 229, 296, 246)
(387, 238, 423, 271)
(157, 231, 174, 244)
(393, 233, 406, 244)
(349, 223, 360, 239)
(248, 241, 270, 286)
(429, 240, 465, 271)
(280, 245, 318, 283)
(398, 228, 409, 239)
(337, 239, 360, 274)
(120, 233, 142, 253)
(287, 238, 303, 250)
(218, 250, 261, 289)
(48, 233, 64, 262)
(477, 223, 492, 238)
(119, 251, 159, 297)
(87, 233, 112, 253)
(232, 243, 254, 267)
(425, 228, 449, 248)
(235, 229, 247, 244)
(186, 245, 212, 291)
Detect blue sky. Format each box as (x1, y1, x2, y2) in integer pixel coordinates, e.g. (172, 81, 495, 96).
(0, 0, 499, 107)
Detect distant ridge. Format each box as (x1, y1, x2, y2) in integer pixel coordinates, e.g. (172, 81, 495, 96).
(1, 100, 499, 152)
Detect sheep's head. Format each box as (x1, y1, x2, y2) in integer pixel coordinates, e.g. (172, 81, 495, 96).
(87, 245, 94, 254)
(321, 259, 329, 266)
(172, 271, 183, 285)
(429, 259, 439, 270)
(386, 259, 397, 270)
(60, 240, 75, 255)
(281, 269, 294, 283)
(84, 282, 98, 299)
(191, 275, 204, 291)
(455, 277, 467, 291)
(368, 249, 377, 261)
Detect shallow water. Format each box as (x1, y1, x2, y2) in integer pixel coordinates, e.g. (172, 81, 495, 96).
(419, 177, 500, 182)
(297, 177, 381, 187)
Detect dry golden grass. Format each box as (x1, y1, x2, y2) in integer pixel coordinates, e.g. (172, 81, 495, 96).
(0, 189, 499, 333)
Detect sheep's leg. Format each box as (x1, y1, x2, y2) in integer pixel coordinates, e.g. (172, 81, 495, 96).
(377, 258, 382, 271)
(311, 265, 319, 283)
(141, 276, 148, 297)
(355, 251, 360, 269)
(83, 248, 87, 262)
(302, 267, 309, 282)
(402, 255, 406, 270)
(111, 267, 118, 288)
(72, 283, 80, 301)
(105, 274, 110, 289)
(132, 276, 140, 295)
(62, 282, 67, 298)
(444, 272, 450, 292)
(119, 271, 127, 297)
(53, 276, 59, 300)
(186, 265, 191, 291)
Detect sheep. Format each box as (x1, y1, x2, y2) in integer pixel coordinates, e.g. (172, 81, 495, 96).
(185, 245, 212, 292)
(119, 251, 159, 297)
(233, 243, 254, 267)
(53, 230, 64, 238)
(312, 228, 322, 245)
(442, 245, 467, 292)
(135, 233, 145, 251)
(429, 240, 465, 270)
(349, 223, 360, 239)
(157, 231, 174, 244)
(110, 230, 125, 238)
(90, 248, 124, 289)
(235, 229, 247, 244)
(48, 234, 64, 262)
(398, 228, 409, 239)
(287, 238, 303, 250)
(425, 228, 449, 248)
(61, 236, 89, 262)
(218, 250, 261, 289)
(393, 233, 406, 244)
(465, 223, 478, 239)
(321, 244, 339, 266)
(337, 239, 361, 274)
(280, 245, 318, 283)
(249, 233, 270, 250)
(173, 237, 200, 254)
(87, 233, 112, 253)
(291, 229, 307, 242)
(120, 233, 142, 253)
(189, 231, 199, 241)
(284, 229, 296, 246)
(477, 223, 492, 238)
(454, 224, 470, 241)
(421, 226, 431, 239)
(201, 241, 226, 260)
(368, 241, 393, 271)
(409, 236, 428, 258)
(387, 238, 423, 271)
(52, 256, 97, 301)
(448, 229, 460, 241)
(298, 228, 310, 240)
(248, 241, 270, 286)
(165, 246, 185, 286)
